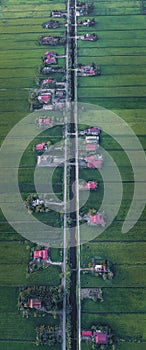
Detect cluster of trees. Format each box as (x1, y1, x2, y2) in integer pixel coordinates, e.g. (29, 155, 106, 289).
(25, 194, 50, 214)
(36, 324, 62, 346)
(19, 285, 64, 312)
(91, 324, 117, 349)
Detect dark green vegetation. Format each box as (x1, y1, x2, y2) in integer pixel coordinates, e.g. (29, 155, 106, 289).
(0, 0, 64, 349)
(77, 0, 146, 349)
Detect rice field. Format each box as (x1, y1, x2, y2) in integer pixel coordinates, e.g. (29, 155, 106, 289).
(77, 0, 146, 348)
(0, 0, 146, 348)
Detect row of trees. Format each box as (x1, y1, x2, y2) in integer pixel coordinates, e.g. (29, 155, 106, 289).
(36, 324, 62, 346)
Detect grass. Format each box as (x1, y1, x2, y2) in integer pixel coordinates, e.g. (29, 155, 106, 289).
(77, 0, 146, 346)
(0, 0, 146, 347)
(81, 288, 146, 313)
(0, 342, 61, 350)
(81, 313, 146, 340)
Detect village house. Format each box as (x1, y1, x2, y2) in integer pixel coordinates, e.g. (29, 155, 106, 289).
(43, 51, 57, 65)
(86, 143, 98, 152)
(81, 330, 108, 344)
(83, 211, 106, 227)
(36, 117, 51, 127)
(79, 18, 96, 26)
(33, 247, 49, 261)
(79, 126, 101, 136)
(28, 299, 42, 310)
(79, 181, 98, 190)
(79, 33, 98, 41)
(85, 154, 103, 168)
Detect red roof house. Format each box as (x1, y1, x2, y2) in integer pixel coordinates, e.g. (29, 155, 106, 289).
(94, 331, 108, 344)
(38, 94, 52, 104)
(36, 142, 47, 151)
(44, 51, 57, 64)
(83, 181, 97, 189)
(86, 143, 97, 151)
(28, 299, 41, 309)
(37, 118, 51, 126)
(85, 155, 103, 169)
(89, 213, 105, 226)
(33, 247, 49, 260)
(82, 331, 92, 337)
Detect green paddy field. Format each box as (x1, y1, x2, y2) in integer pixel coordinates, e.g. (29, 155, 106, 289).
(0, 0, 146, 349)
(77, 0, 146, 349)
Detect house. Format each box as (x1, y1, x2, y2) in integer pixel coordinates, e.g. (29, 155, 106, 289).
(79, 18, 96, 27)
(86, 143, 97, 152)
(85, 154, 103, 168)
(37, 117, 51, 127)
(28, 299, 42, 309)
(94, 264, 107, 273)
(43, 51, 57, 65)
(83, 181, 97, 189)
(42, 20, 60, 29)
(84, 212, 106, 227)
(35, 142, 48, 151)
(80, 126, 101, 136)
(40, 36, 65, 46)
(38, 94, 52, 104)
(80, 33, 98, 41)
(94, 331, 108, 345)
(50, 10, 67, 18)
(86, 136, 99, 144)
(82, 330, 92, 338)
(82, 329, 108, 345)
(33, 247, 49, 261)
(89, 213, 105, 226)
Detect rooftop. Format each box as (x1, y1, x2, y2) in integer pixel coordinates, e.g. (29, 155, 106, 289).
(34, 247, 49, 260)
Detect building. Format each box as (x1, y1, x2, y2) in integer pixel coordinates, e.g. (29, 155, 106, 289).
(83, 181, 97, 189)
(82, 330, 92, 338)
(33, 247, 49, 261)
(86, 143, 97, 152)
(28, 299, 42, 309)
(89, 213, 105, 226)
(93, 331, 108, 345)
(85, 154, 103, 168)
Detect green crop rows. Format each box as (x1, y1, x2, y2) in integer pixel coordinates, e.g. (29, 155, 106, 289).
(0, 0, 146, 349)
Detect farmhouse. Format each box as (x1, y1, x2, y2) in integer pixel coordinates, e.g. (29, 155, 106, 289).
(50, 10, 67, 18)
(40, 36, 66, 46)
(86, 136, 99, 144)
(81, 329, 108, 344)
(43, 51, 57, 65)
(83, 212, 106, 227)
(94, 264, 107, 273)
(36, 117, 51, 127)
(85, 154, 103, 168)
(77, 63, 99, 76)
(82, 330, 92, 338)
(79, 33, 98, 41)
(35, 142, 48, 152)
(82, 181, 97, 189)
(42, 20, 60, 29)
(79, 18, 96, 26)
(28, 299, 42, 309)
(86, 143, 97, 152)
(94, 331, 108, 345)
(80, 126, 101, 136)
(34, 247, 49, 261)
(40, 65, 64, 74)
